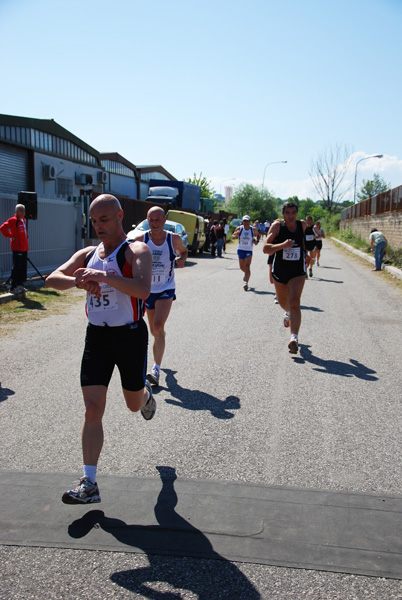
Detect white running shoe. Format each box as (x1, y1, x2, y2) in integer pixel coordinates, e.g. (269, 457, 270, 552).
(146, 367, 160, 386)
(274, 295, 279, 304)
(283, 312, 290, 328)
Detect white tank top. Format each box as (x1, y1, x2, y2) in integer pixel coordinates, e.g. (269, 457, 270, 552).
(238, 226, 254, 251)
(144, 231, 176, 293)
(85, 241, 145, 326)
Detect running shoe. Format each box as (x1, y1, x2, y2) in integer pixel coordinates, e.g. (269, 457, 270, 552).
(142, 381, 157, 420)
(62, 477, 101, 504)
(243, 283, 248, 291)
(288, 340, 298, 354)
(146, 367, 160, 386)
(309, 268, 313, 277)
(274, 294, 279, 304)
(317, 260, 319, 266)
(283, 312, 290, 328)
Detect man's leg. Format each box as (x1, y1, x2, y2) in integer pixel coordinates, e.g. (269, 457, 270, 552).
(62, 385, 106, 504)
(273, 280, 290, 312)
(147, 297, 174, 369)
(287, 275, 306, 336)
(239, 255, 252, 288)
(81, 385, 107, 467)
(10, 251, 19, 288)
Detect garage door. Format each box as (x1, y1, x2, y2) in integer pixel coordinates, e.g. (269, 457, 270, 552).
(0, 142, 29, 193)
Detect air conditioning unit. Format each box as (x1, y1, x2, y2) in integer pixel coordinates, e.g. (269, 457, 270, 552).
(43, 164, 56, 180)
(75, 172, 86, 185)
(97, 171, 108, 184)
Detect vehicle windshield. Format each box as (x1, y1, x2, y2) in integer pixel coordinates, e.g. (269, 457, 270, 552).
(164, 223, 176, 233)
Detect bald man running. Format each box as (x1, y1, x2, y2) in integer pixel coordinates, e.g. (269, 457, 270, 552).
(46, 194, 154, 504)
(133, 206, 188, 387)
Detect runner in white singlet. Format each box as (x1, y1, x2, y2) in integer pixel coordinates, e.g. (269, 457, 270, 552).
(231, 215, 259, 290)
(133, 206, 188, 387)
(46, 194, 155, 505)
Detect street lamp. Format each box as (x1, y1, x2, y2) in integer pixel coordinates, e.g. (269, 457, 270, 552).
(262, 161, 287, 190)
(353, 154, 383, 204)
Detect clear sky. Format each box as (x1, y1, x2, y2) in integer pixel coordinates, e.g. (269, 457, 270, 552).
(1, 0, 401, 201)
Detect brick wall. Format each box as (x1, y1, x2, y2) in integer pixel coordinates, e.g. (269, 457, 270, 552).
(340, 211, 402, 248)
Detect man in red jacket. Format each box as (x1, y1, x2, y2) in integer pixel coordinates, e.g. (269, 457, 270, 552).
(0, 204, 29, 294)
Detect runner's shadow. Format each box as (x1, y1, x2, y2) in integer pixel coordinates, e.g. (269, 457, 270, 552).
(0, 384, 15, 403)
(300, 305, 324, 313)
(163, 369, 240, 419)
(296, 345, 378, 380)
(249, 288, 270, 295)
(311, 277, 343, 283)
(68, 466, 260, 600)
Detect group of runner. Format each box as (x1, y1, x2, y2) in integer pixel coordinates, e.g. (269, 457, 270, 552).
(46, 195, 324, 504)
(232, 203, 325, 355)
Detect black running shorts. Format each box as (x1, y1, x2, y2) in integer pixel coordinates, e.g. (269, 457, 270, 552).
(80, 319, 148, 392)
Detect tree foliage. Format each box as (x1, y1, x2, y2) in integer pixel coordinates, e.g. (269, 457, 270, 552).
(227, 183, 278, 222)
(309, 144, 354, 213)
(296, 198, 327, 221)
(357, 173, 390, 202)
(185, 172, 216, 199)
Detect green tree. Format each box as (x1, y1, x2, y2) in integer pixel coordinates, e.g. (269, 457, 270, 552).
(227, 183, 278, 222)
(297, 198, 327, 222)
(185, 172, 216, 199)
(357, 173, 390, 201)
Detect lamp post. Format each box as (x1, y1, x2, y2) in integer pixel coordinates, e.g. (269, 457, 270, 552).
(262, 161, 287, 191)
(353, 154, 383, 204)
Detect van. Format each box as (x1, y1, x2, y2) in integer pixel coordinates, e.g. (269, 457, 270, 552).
(166, 210, 206, 255)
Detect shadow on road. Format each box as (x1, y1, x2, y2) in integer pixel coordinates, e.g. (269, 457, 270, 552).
(68, 466, 260, 600)
(0, 384, 15, 403)
(300, 304, 324, 313)
(309, 277, 343, 283)
(163, 369, 240, 419)
(295, 345, 378, 380)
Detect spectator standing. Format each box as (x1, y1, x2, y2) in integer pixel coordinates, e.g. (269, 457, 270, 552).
(0, 204, 29, 294)
(215, 221, 226, 257)
(210, 220, 218, 257)
(223, 218, 229, 252)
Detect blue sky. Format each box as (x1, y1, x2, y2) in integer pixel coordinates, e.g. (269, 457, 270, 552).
(1, 0, 401, 200)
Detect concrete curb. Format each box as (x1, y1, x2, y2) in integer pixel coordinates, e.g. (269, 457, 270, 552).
(331, 237, 402, 281)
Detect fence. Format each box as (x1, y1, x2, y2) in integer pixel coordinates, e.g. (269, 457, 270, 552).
(341, 185, 402, 220)
(0, 194, 82, 281)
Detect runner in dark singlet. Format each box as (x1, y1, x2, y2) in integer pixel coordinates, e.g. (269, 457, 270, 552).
(304, 215, 317, 278)
(263, 201, 306, 354)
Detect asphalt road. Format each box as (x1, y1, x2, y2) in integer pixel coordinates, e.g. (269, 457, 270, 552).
(1, 240, 402, 599)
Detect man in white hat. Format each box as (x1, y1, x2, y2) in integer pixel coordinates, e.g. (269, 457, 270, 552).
(231, 215, 260, 290)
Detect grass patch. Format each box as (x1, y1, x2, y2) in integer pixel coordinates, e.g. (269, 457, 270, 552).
(331, 227, 402, 269)
(0, 284, 85, 336)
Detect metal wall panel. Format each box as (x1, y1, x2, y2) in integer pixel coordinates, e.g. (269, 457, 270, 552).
(0, 142, 29, 193)
(0, 195, 81, 281)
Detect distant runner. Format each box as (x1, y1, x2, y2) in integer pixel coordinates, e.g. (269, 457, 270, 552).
(263, 201, 306, 354)
(232, 215, 259, 290)
(304, 215, 317, 278)
(313, 221, 325, 266)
